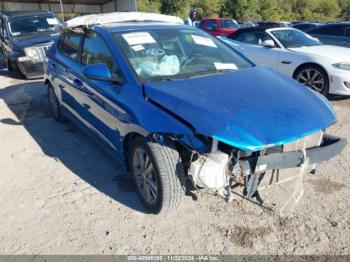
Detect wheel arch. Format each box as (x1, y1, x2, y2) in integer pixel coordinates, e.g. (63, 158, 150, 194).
(122, 131, 186, 169)
(292, 62, 329, 81)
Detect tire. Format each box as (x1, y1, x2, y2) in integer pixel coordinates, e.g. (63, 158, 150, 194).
(0, 49, 5, 69)
(294, 65, 329, 95)
(129, 136, 185, 214)
(48, 84, 66, 122)
(6, 57, 15, 72)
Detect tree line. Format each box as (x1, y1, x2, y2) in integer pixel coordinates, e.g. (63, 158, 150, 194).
(137, 0, 350, 22)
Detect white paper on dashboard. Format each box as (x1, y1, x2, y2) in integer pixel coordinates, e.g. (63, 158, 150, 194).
(132, 45, 145, 52)
(122, 32, 156, 46)
(214, 63, 238, 70)
(47, 18, 59, 25)
(191, 35, 217, 48)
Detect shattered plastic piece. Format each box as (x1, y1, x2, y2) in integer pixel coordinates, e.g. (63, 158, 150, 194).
(280, 139, 308, 216)
(63, 12, 184, 29)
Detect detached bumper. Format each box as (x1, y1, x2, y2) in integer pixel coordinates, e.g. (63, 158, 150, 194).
(240, 134, 346, 173)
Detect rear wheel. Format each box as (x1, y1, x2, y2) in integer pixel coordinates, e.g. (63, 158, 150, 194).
(129, 136, 185, 213)
(294, 65, 329, 95)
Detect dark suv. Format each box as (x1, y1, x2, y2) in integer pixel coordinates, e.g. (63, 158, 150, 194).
(0, 10, 60, 78)
(308, 23, 350, 48)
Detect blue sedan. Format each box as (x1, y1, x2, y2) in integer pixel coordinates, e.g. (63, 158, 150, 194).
(44, 13, 345, 213)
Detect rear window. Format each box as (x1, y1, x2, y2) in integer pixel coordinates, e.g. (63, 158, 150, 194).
(219, 19, 239, 29)
(58, 33, 82, 61)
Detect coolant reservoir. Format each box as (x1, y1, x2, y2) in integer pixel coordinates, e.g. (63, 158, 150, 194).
(189, 151, 229, 192)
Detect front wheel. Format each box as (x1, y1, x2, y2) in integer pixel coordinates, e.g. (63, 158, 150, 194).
(129, 137, 185, 214)
(294, 65, 329, 95)
(48, 84, 66, 122)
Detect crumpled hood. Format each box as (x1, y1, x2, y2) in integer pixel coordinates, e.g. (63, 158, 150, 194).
(144, 66, 336, 152)
(288, 45, 350, 61)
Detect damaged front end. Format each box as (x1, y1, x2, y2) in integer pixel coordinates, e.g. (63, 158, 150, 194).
(173, 131, 346, 205)
(143, 66, 346, 207)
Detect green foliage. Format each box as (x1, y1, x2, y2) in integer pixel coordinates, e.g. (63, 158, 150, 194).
(258, 0, 280, 20)
(136, 0, 348, 22)
(220, 0, 260, 21)
(159, 0, 189, 17)
(338, 0, 350, 20)
(137, 0, 160, 13)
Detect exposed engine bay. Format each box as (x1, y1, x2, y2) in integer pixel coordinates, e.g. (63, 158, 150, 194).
(164, 131, 346, 211)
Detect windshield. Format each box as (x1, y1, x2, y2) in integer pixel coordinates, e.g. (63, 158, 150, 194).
(113, 28, 251, 82)
(219, 19, 239, 29)
(8, 15, 59, 36)
(271, 29, 322, 48)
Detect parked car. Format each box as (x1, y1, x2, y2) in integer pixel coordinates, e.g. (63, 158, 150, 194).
(308, 23, 350, 48)
(293, 22, 324, 33)
(0, 10, 60, 78)
(238, 22, 257, 28)
(223, 27, 350, 95)
(257, 21, 292, 28)
(199, 18, 240, 36)
(45, 12, 345, 213)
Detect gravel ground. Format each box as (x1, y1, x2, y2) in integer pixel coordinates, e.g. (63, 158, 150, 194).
(0, 70, 349, 255)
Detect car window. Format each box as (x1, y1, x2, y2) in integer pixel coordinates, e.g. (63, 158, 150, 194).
(345, 27, 350, 37)
(271, 29, 321, 48)
(207, 20, 218, 30)
(294, 24, 312, 32)
(82, 33, 114, 72)
(8, 15, 59, 36)
(219, 19, 239, 29)
(236, 31, 273, 45)
(311, 25, 345, 36)
(199, 20, 206, 30)
(58, 33, 82, 61)
(113, 28, 252, 82)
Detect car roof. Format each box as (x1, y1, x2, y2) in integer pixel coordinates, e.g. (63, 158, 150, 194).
(2, 10, 53, 18)
(201, 18, 233, 20)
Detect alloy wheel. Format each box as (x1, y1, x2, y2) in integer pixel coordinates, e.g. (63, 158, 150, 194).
(132, 148, 158, 205)
(296, 68, 325, 93)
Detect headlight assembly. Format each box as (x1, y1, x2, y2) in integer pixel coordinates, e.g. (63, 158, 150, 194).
(332, 63, 350, 71)
(18, 47, 41, 62)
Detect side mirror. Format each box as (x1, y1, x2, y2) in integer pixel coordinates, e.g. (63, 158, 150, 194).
(82, 63, 120, 83)
(262, 39, 275, 48)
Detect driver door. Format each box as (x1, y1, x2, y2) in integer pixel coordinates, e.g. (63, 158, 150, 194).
(75, 32, 127, 154)
(234, 31, 280, 69)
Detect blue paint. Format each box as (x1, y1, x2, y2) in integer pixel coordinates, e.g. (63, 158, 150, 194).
(45, 22, 336, 171)
(143, 66, 335, 152)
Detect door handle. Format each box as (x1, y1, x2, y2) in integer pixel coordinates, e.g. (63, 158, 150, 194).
(74, 78, 83, 87)
(280, 60, 292, 65)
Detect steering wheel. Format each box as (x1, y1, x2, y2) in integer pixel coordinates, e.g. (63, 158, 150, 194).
(145, 47, 166, 57)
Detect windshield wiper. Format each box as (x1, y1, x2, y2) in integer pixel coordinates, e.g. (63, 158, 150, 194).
(189, 68, 235, 78)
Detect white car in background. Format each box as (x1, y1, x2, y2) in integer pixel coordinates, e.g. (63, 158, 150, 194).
(221, 27, 350, 96)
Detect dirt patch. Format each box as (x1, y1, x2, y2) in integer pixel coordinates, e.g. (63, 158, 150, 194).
(228, 225, 273, 248)
(307, 178, 346, 195)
